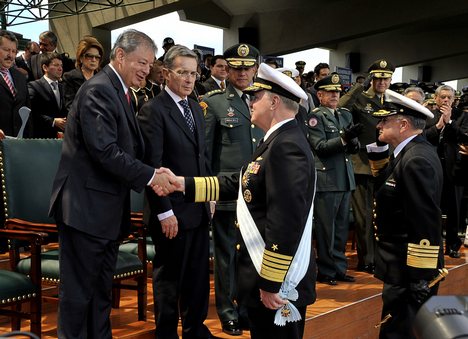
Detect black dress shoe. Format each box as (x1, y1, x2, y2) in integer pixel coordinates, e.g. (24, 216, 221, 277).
(222, 320, 243, 336)
(446, 249, 461, 258)
(335, 274, 356, 282)
(317, 275, 337, 285)
(357, 263, 375, 274)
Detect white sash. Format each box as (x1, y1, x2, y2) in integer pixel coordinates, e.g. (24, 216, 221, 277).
(236, 170, 316, 326)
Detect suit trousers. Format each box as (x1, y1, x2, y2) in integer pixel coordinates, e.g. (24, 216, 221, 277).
(314, 190, 351, 277)
(152, 224, 210, 339)
(212, 209, 245, 323)
(247, 305, 306, 339)
(351, 174, 376, 266)
(379, 283, 438, 339)
(58, 222, 119, 339)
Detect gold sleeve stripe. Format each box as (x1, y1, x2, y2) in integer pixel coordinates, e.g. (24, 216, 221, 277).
(263, 253, 291, 266)
(369, 158, 389, 177)
(260, 265, 287, 282)
(262, 260, 290, 270)
(193, 177, 219, 202)
(264, 249, 293, 261)
(407, 241, 440, 269)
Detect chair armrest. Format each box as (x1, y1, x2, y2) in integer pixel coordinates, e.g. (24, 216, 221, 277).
(0, 229, 46, 286)
(5, 218, 57, 234)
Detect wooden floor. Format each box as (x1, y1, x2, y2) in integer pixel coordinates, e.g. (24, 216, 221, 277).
(1, 243, 467, 338)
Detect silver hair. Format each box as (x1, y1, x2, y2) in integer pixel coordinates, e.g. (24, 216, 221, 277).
(435, 84, 455, 97)
(266, 91, 300, 112)
(163, 44, 197, 69)
(397, 114, 426, 130)
(110, 29, 157, 61)
(403, 87, 425, 104)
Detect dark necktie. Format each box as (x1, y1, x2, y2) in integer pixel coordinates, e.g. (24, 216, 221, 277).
(241, 93, 250, 109)
(50, 81, 61, 107)
(1, 68, 16, 97)
(179, 99, 195, 133)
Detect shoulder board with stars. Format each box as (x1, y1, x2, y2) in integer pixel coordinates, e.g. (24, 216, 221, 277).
(204, 89, 225, 98)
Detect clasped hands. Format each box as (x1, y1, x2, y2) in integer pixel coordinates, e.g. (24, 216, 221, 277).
(149, 167, 184, 196)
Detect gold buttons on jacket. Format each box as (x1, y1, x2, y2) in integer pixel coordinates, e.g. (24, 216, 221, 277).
(236, 244, 241, 251)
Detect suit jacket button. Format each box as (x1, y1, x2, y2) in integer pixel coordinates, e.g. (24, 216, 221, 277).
(252, 138, 256, 143)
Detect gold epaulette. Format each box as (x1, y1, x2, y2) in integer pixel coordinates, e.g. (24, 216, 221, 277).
(204, 89, 224, 97)
(259, 249, 292, 283)
(193, 177, 219, 202)
(369, 158, 389, 177)
(407, 239, 439, 269)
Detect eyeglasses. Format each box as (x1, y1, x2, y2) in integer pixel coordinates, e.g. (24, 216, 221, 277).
(84, 53, 101, 60)
(167, 68, 200, 80)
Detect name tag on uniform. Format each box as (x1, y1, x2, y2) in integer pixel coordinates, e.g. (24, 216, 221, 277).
(385, 179, 396, 187)
(224, 117, 239, 124)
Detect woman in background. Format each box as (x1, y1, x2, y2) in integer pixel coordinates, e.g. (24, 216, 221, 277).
(62, 36, 103, 113)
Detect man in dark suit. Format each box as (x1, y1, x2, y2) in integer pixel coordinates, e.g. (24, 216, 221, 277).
(15, 40, 39, 81)
(202, 55, 228, 93)
(30, 30, 74, 80)
(368, 90, 444, 338)
(0, 30, 32, 139)
(339, 59, 395, 274)
(49, 29, 174, 339)
(138, 45, 217, 339)
(169, 63, 317, 339)
(307, 73, 361, 285)
(424, 85, 464, 258)
(202, 43, 264, 336)
(28, 52, 67, 138)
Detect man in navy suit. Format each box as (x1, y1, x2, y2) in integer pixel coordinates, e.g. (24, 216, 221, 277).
(138, 45, 217, 339)
(28, 52, 67, 138)
(49, 29, 175, 339)
(0, 30, 32, 139)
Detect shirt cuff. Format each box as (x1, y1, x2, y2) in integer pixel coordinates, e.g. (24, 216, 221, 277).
(158, 210, 174, 221)
(147, 169, 156, 186)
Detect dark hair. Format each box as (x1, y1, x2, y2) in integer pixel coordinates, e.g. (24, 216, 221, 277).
(39, 31, 58, 47)
(40, 52, 62, 68)
(210, 55, 225, 67)
(0, 30, 18, 46)
(75, 35, 104, 69)
(314, 62, 330, 75)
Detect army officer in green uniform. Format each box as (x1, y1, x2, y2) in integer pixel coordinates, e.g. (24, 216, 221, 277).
(201, 43, 264, 336)
(307, 73, 362, 285)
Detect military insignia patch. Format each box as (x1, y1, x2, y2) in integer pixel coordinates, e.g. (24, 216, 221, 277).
(250, 162, 260, 174)
(308, 117, 318, 127)
(380, 60, 388, 68)
(227, 107, 235, 117)
(281, 307, 291, 317)
(364, 103, 373, 113)
(282, 70, 292, 77)
(271, 244, 278, 251)
(243, 189, 252, 203)
(331, 74, 340, 83)
(237, 44, 250, 57)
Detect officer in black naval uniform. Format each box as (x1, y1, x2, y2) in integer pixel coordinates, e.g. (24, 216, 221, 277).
(339, 59, 395, 274)
(167, 63, 316, 339)
(367, 90, 444, 339)
(307, 73, 361, 285)
(202, 43, 264, 336)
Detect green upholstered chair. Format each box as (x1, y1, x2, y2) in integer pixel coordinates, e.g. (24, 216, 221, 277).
(0, 138, 148, 321)
(0, 228, 43, 336)
(119, 190, 156, 264)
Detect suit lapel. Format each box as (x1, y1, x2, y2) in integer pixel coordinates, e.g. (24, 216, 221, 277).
(162, 91, 198, 145)
(39, 77, 60, 111)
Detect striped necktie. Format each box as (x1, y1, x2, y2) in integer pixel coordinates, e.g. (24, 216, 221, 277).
(220, 81, 225, 90)
(179, 99, 195, 133)
(0, 68, 16, 97)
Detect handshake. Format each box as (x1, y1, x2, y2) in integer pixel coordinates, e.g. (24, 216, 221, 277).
(149, 167, 185, 196)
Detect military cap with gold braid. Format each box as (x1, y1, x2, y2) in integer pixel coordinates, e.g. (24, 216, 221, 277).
(368, 59, 395, 79)
(244, 63, 308, 103)
(372, 89, 434, 120)
(314, 72, 342, 92)
(224, 43, 259, 69)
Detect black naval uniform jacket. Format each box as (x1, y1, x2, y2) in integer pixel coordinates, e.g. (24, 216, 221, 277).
(202, 84, 264, 210)
(339, 86, 383, 175)
(373, 134, 444, 285)
(185, 119, 317, 308)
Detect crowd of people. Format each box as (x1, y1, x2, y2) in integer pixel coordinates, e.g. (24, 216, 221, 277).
(1, 27, 468, 339)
